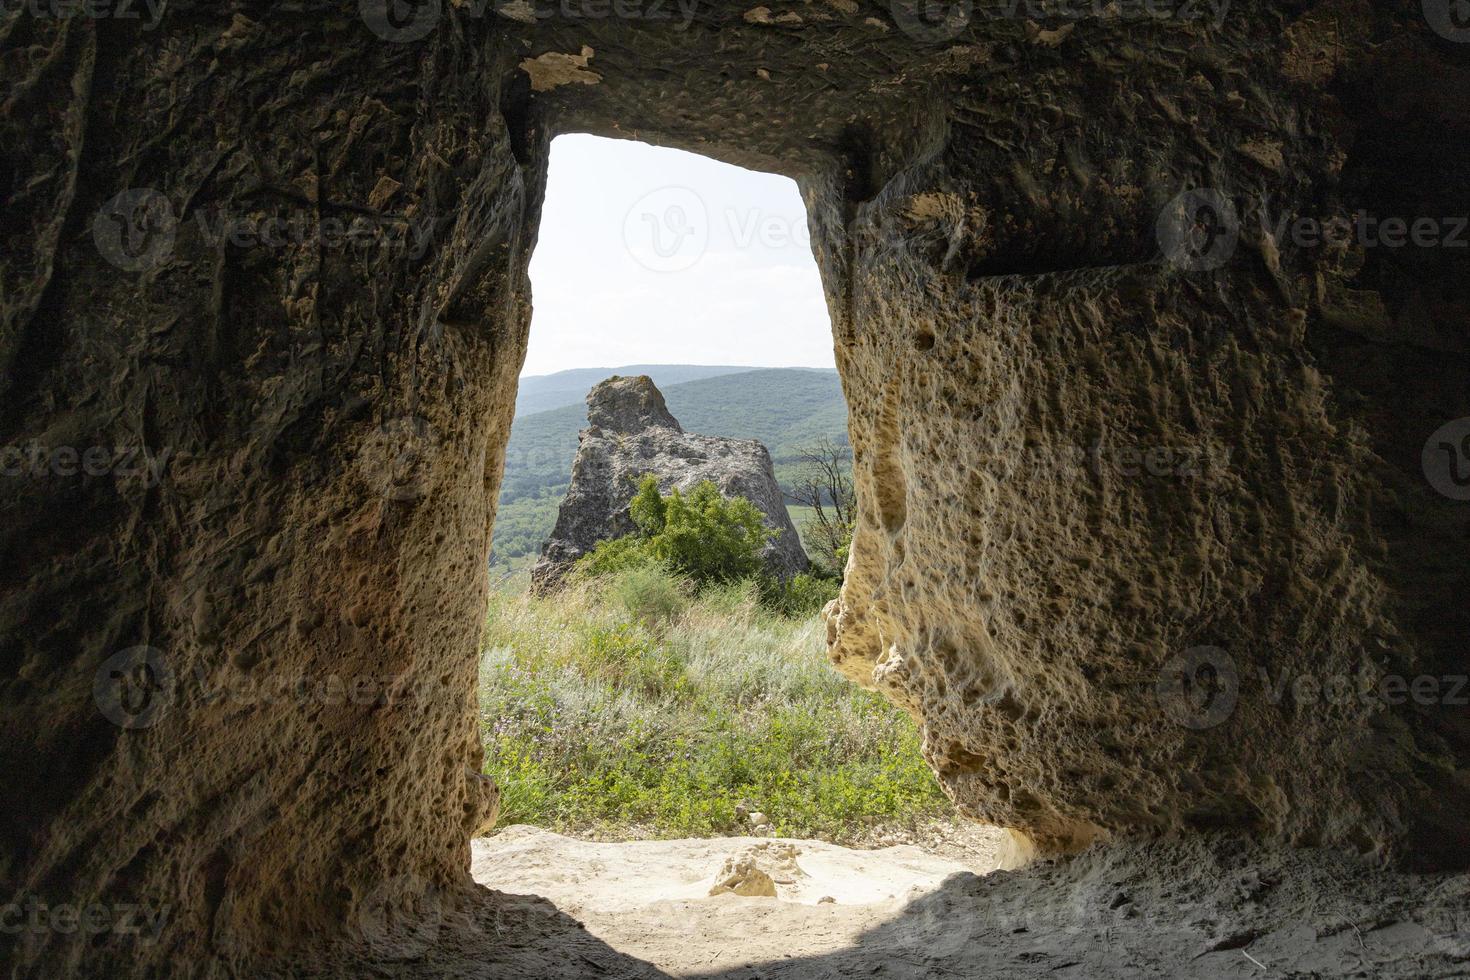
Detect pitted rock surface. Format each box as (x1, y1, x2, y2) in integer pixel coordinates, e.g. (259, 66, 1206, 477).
(585, 372, 683, 434)
(531, 375, 809, 586)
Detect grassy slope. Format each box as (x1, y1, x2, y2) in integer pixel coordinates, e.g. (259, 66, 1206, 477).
(494, 368, 848, 565)
(478, 573, 948, 841)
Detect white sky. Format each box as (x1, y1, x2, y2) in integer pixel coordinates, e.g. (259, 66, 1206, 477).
(522, 134, 835, 377)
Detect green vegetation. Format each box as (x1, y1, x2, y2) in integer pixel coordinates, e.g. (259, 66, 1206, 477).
(579, 478, 839, 617)
(480, 484, 902, 842)
(478, 567, 950, 841)
(493, 367, 849, 567)
(489, 489, 562, 566)
(580, 477, 772, 586)
(785, 436, 856, 577)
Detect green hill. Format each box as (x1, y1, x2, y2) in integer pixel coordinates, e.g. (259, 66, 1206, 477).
(492, 367, 849, 566)
(514, 364, 756, 417)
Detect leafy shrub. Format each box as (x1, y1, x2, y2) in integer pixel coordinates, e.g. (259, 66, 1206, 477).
(759, 572, 841, 618)
(578, 534, 655, 577)
(635, 476, 773, 586)
(580, 476, 773, 590)
(628, 474, 667, 534)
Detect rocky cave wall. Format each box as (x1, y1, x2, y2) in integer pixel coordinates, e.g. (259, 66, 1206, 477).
(1, 0, 1467, 974)
(822, 6, 1470, 867)
(1, 7, 539, 974)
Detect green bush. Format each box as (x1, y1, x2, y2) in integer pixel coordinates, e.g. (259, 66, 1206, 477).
(580, 476, 773, 590)
(636, 476, 773, 586)
(759, 572, 842, 618)
(628, 474, 667, 534)
(577, 534, 654, 577)
(575, 478, 842, 619)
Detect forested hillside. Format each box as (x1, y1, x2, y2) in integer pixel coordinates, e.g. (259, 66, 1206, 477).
(514, 364, 756, 417)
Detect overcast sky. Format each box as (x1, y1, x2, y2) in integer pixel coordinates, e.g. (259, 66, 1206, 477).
(522, 134, 835, 378)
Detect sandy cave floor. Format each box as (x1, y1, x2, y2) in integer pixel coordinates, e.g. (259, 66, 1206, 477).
(313, 825, 1470, 978)
(468, 824, 1023, 975)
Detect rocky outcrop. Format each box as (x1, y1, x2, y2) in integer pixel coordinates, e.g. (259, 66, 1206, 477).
(531, 376, 808, 587)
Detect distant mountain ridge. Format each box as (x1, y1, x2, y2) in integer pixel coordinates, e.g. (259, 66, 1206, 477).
(493, 366, 848, 567)
(515, 364, 758, 417)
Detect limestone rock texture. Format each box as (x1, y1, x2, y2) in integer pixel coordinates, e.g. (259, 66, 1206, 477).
(706, 841, 804, 898)
(530, 375, 809, 586)
(1, 0, 1467, 974)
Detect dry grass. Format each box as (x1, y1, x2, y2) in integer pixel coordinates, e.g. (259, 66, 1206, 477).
(478, 569, 951, 842)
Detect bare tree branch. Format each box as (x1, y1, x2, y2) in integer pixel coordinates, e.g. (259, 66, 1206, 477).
(789, 437, 854, 575)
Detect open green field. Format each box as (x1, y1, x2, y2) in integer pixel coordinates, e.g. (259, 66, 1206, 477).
(477, 570, 949, 842)
(785, 503, 817, 529)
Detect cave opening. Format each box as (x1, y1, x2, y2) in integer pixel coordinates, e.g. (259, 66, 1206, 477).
(473, 135, 1029, 963)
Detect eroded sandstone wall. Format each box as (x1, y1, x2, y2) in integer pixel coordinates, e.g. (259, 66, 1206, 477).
(1, 8, 542, 973)
(820, 2, 1470, 867)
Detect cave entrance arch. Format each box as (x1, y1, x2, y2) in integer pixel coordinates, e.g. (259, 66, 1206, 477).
(487, 128, 945, 851)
